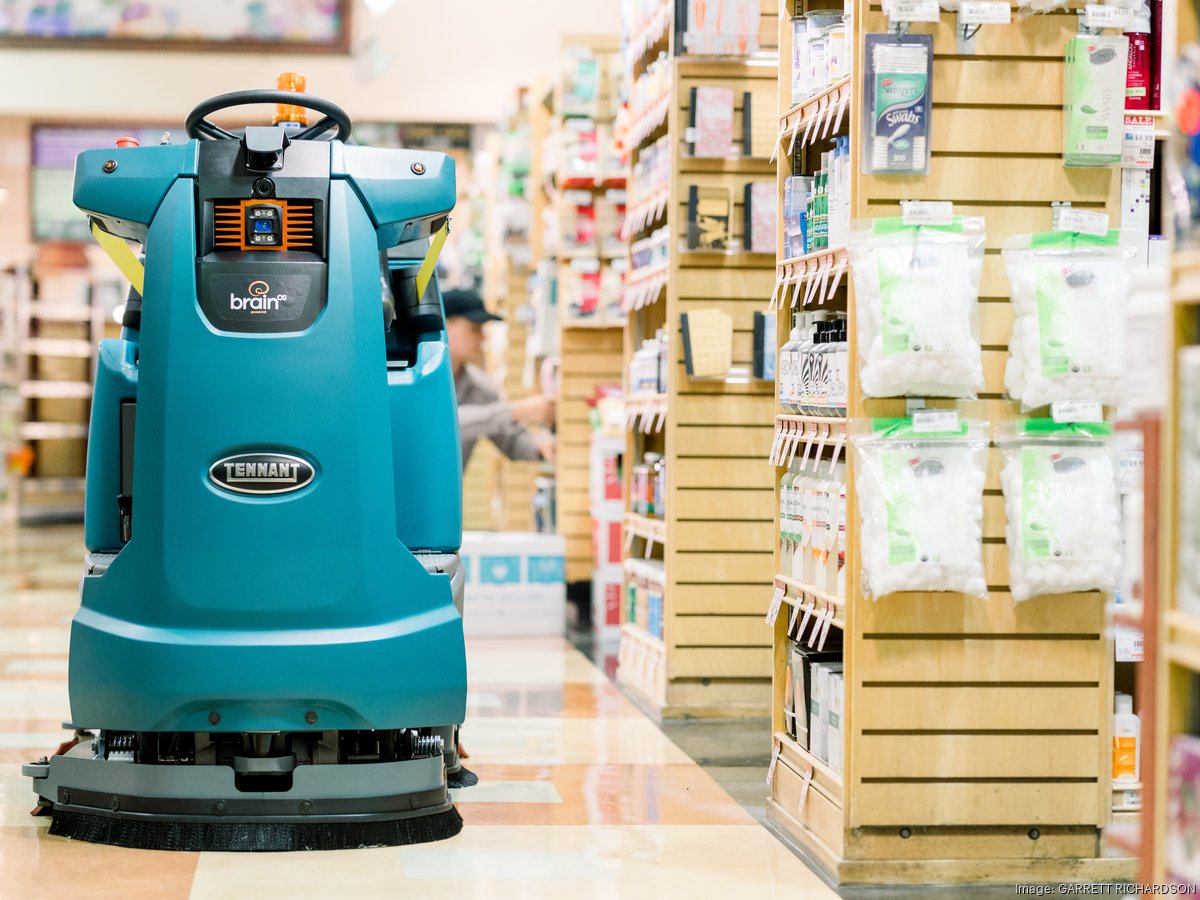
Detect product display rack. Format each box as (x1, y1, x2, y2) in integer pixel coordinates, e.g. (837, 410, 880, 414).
(765, 0, 1135, 885)
(14, 264, 106, 522)
(0, 266, 22, 527)
(531, 37, 629, 581)
(1159, 2, 1200, 877)
(617, 0, 781, 718)
(481, 100, 540, 532)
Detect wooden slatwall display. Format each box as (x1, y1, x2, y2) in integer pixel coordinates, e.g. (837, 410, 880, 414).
(766, 0, 1138, 884)
(552, 35, 628, 583)
(618, 0, 780, 719)
(480, 106, 540, 533)
(1158, 4, 1199, 885)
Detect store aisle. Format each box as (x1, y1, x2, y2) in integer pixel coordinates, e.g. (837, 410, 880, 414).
(0, 525, 836, 899)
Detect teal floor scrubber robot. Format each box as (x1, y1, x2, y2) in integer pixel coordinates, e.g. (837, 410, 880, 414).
(23, 91, 472, 851)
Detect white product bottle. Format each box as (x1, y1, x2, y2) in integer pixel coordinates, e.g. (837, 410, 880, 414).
(800, 314, 827, 415)
(780, 464, 798, 572)
(794, 468, 812, 581)
(831, 461, 847, 596)
(809, 474, 831, 588)
(779, 317, 801, 412)
(1112, 693, 1141, 783)
(829, 318, 849, 417)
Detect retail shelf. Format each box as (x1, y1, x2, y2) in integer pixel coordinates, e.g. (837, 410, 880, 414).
(623, 0, 672, 72)
(776, 413, 847, 427)
(562, 321, 623, 331)
(680, 250, 775, 268)
(621, 621, 666, 655)
(1164, 609, 1200, 673)
(777, 77, 852, 156)
(624, 511, 667, 549)
(774, 731, 844, 807)
(628, 91, 672, 151)
(774, 575, 846, 633)
(678, 156, 776, 175)
(624, 184, 670, 237)
(18, 381, 93, 399)
(21, 338, 94, 358)
(18, 422, 88, 440)
(1108, 600, 1144, 630)
(26, 302, 92, 322)
(771, 247, 849, 310)
(622, 262, 669, 312)
(1104, 813, 1141, 858)
(20, 476, 86, 494)
(626, 392, 668, 432)
(770, 416, 848, 467)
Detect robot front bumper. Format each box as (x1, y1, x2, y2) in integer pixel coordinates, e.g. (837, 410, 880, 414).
(24, 730, 463, 851)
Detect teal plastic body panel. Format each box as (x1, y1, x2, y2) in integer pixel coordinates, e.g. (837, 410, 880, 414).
(70, 138, 466, 733)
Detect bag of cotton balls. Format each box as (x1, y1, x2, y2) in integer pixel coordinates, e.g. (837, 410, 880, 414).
(1003, 231, 1130, 411)
(848, 217, 986, 399)
(998, 422, 1121, 602)
(852, 419, 989, 600)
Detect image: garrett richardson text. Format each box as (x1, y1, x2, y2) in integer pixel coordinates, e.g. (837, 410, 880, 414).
(1015, 886, 1198, 896)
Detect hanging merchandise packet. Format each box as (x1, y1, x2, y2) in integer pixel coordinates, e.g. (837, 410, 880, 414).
(1003, 230, 1132, 411)
(997, 420, 1121, 602)
(863, 34, 933, 176)
(848, 216, 986, 398)
(851, 418, 989, 600)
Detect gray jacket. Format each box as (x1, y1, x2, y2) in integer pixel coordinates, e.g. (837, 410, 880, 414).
(455, 364, 542, 467)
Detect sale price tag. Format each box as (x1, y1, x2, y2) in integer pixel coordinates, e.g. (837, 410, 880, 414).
(1122, 115, 1155, 170)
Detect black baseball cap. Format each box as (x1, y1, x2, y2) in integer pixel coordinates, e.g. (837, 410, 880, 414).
(443, 289, 502, 323)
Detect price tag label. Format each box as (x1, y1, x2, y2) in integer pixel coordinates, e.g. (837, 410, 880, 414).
(1051, 400, 1105, 423)
(959, 1, 1011, 24)
(889, 0, 941, 22)
(683, 127, 698, 144)
(798, 768, 814, 812)
(1118, 449, 1145, 495)
(1083, 3, 1135, 29)
(1114, 624, 1145, 663)
(766, 742, 781, 784)
(1122, 115, 1156, 170)
(901, 200, 955, 226)
(913, 409, 961, 433)
(765, 584, 786, 626)
(1055, 209, 1110, 237)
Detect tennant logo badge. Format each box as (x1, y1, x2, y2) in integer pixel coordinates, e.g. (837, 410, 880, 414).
(229, 279, 288, 313)
(209, 452, 315, 495)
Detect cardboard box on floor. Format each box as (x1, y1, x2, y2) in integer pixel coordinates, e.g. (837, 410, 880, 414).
(460, 531, 566, 638)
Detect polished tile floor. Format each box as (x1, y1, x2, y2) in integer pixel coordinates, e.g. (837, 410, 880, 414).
(0, 524, 838, 899)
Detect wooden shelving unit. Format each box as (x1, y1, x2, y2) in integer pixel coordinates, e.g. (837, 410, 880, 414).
(14, 263, 106, 522)
(765, 1, 1135, 885)
(616, 0, 780, 719)
(481, 97, 540, 532)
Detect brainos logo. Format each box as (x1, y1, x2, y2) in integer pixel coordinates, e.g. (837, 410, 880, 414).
(229, 279, 288, 313)
(209, 452, 315, 495)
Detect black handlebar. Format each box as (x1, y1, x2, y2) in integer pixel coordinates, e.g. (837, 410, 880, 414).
(185, 90, 353, 143)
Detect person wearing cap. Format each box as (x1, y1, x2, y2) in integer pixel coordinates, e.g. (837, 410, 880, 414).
(443, 289, 556, 467)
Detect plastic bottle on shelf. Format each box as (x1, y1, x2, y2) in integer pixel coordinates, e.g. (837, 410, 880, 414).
(810, 321, 833, 415)
(779, 314, 802, 413)
(830, 461, 847, 596)
(1124, 4, 1151, 111)
(794, 467, 812, 581)
(828, 318, 849, 417)
(780, 464, 798, 572)
(1113, 693, 1141, 782)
